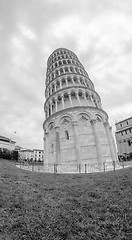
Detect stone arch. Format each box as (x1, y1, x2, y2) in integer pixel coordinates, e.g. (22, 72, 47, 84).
(73, 76, 78, 84)
(75, 67, 79, 73)
(52, 83, 55, 94)
(60, 67, 64, 74)
(57, 95, 62, 106)
(71, 91, 76, 99)
(77, 112, 91, 122)
(85, 91, 89, 100)
(56, 80, 60, 90)
(95, 114, 104, 122)
(65, 66, 69, 73)
(59, 61, 62, 66)
(52, 73, 54, 79)
(64, 92, 69, 101)
(51, 97, 55, 104)
(78, 90, 83, 99)
(62, 77, 66, 86)
(55, 70, 59, 77)
(70, 66, 74, 73)
(59, 115, 73, 126)
(48, 122, 55, 130)
(76, 111, 92, 121)
(80, 77, 83, 85)
(67, 76, 72, 84)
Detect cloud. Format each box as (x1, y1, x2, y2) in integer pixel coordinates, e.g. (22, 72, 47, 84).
(0, 0, 132, 149)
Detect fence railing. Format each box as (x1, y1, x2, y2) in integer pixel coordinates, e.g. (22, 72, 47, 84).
(14, 160, 132, 174)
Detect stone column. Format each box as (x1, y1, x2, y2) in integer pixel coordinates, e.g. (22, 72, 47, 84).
(69, 93, 73, 107)
(76, 93, 81, 106)
(48, 104, 50, 117)
(83, 92, 88, 105)
(55, 126, 61, 164)
(72, 121, 81, 164)
(103, 122, 115, 162)
(58, 69, 60, 76)
(44, 132, 49, 165)
(50, 87, 52, 96)
(55, 98, 58, 112)
(45, 109, 48, 119)
(66, 78, 69, 87)
(91, 119, 102, 170)
(109, 126, 118, 163)
(71, 77, 74, 84)
(60, 80, 62, 89)
(50, 102, 52, 115)
(61, 95, 65, 109)
(89, 94, 94, 106)
(54, 83, 57, 92)
(78, 77, 81, 85)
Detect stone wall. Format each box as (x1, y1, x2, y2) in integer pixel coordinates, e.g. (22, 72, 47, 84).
(43, 107, 118, 170)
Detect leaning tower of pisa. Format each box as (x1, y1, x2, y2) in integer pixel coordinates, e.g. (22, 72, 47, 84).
(43, 48, 118, 173)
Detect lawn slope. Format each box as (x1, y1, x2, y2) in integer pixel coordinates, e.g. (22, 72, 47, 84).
(0, 160, 132, 240)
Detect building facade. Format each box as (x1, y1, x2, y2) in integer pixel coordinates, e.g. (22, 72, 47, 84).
(0, 136, 15, 151)
(43, 48, 118, 172)
(115, 116, 132, 157)
(33, 149, 44, 162)
(19, 149, 44, 162)
(20, 149, 34, 161)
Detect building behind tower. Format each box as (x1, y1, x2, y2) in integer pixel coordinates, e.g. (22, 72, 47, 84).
(115, 116, 132, 161)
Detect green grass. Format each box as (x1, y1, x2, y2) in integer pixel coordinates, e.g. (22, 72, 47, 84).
(0, 160, 132, 240)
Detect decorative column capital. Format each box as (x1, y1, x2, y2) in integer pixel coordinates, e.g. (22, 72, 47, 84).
(55, 126, 60, 132)
(90, 119, 96, 124)
(72, 121, 78, 127)
(103, 121, 109, 127)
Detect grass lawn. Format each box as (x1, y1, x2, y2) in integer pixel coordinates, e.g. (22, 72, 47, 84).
(0, 160, 132, 240)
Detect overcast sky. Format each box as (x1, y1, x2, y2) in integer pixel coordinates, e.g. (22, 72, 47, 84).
(0, 0, 132, 149)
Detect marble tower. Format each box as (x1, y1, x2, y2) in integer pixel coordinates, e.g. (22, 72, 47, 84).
(43, 48, 117, 172)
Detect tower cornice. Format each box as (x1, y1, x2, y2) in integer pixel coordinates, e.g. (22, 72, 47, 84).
(44, 86, 101, 110)
(43, 106, 108, 128)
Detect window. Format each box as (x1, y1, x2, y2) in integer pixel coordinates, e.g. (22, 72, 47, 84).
(127, 121, 129, 125)
(128, 140, 131, 146)
(51, 143, 54, 153)
(65, 130, 69, 140)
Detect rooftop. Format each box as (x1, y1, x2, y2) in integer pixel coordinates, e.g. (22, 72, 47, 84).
(115, 116, 132, 125)
(0, 135, 15, 143)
